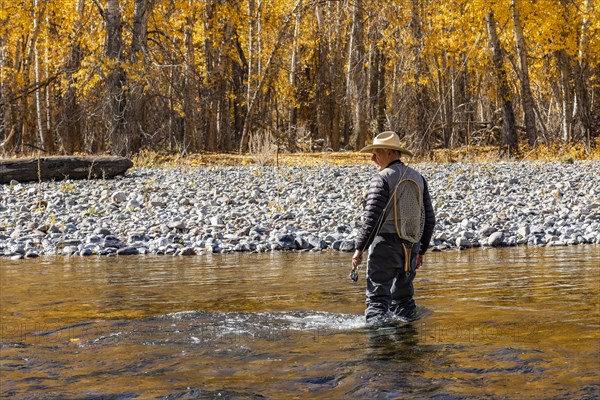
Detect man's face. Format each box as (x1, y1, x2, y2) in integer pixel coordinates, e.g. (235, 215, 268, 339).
(371, 149, 389, 171)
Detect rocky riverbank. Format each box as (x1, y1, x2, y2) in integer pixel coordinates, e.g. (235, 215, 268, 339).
(1, 161, 599, 259)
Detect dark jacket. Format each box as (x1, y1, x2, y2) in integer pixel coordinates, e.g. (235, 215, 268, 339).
(355, 160, 435, 254)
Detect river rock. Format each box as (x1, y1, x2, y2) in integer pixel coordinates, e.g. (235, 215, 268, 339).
(94, 227, 111, 236)
(169, 221, 186, 231)
(339, 240, 355, 252)
(276, 234, 297, 250)
(210, 216, 224, 226)
(150, 199, 166, 208)
(517, 226, 530, 237)
(461, 219, 475, 229)
(179, 247, 196, 255)
(479, 226, 497, 237)
(80, 248, 94, 256)
(62, 246, 79, 256)
(307, 235, 328, 250)
(111, 191, 128, 204)
(25, 250, 39, 258)
(126, 199, 143, 209)
(64, 223, 78, 233)
(456, 237, 472, 248)
(103, 236, 122, 248)
(223, 234, 240, 243)
(488, 232, 504, 247)
(2, 161, 599, 259)
(117, 247, 139, 256)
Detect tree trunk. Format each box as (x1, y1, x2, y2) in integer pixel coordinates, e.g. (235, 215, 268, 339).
(314, 3, 331, 149)
(369, 40, 385, 134)
(219, 75, 232, 151)
(485, 11, 518, 155)
(367, 21, 385, 136)
(33, 0, 45, 152)
(105, 0, 127, 156)
(388, 63, 401, 132)
(574, 0, 594, 151)
(20, 13, 42, 153)
(591, 63, 600, 145)
(207, 15, 236, 152)
(456, 52, 472, 147)
(289, 0, 301, 136)
(246, 0, 256, 127)
(9, 39, 23, 153)
(555, 50, 573, 143)
(61, 0, 85, 154)
(0, 26, 7, 153)
(203, 1, 218, 152)
(348, 0, 368, 150)
(183, 1, 198, 151)
(329, 1, 344, 151)
(126, 0, 151, 154)
(217, 58, 231, 152)
(511, 0, 537, 147)
(130, 0, 150, 58)
(0, 156, 133, 183)
(232, 35, 247, 150)
(409, 0, 431, 155)
(572, 61, 593, 148)
(44, 10, 54, 153)
(440, 53, 453, 147)
(239, 0, 302, 152)
(376, 51, 386, 133)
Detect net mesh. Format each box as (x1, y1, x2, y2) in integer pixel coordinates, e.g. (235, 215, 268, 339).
(394, 179, 425, 243)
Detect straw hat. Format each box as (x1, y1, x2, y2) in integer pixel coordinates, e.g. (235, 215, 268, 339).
(359, 131, 413, 157)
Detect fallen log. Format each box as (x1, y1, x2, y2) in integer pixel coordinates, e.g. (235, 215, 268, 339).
(0, 156, 134, 184)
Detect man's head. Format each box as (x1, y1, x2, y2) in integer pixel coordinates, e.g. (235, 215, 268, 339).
(371, 148, 400, 170)
(359, 131, 412, 170)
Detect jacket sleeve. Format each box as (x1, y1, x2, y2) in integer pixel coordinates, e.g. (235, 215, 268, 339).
(355, 174, 389, 251)
(419, 178, 436, 255)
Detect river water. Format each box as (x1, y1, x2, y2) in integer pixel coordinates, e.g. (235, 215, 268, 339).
(1, 246, 599, 399)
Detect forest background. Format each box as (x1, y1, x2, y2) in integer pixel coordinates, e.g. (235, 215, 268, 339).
(1, 0, 598, 161)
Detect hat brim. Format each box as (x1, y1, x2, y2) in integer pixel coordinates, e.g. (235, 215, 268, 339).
(359, 144, 413, 157)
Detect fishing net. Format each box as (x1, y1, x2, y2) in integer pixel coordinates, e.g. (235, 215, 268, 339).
(393, 179, 425, 243)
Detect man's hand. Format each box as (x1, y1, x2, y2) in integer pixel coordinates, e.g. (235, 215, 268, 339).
(416, 254, 424, 269)
(352, 250, 363, 268)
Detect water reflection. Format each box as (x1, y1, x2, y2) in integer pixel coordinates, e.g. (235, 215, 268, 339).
(366, 323, 420, 358)
(1, 246, 599, 398)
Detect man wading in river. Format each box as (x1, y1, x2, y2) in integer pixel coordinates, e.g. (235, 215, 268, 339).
(351, 131, 436, 324)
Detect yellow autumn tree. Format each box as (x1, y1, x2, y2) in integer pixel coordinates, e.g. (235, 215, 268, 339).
(0, 0, 597, 157)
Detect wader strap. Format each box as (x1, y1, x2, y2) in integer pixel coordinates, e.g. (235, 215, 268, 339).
(393, 189, 401, 240)
(401, 242, 413, 273)
(394, 190, 414, 273)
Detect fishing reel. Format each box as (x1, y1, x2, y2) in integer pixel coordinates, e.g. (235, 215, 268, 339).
(350, 266, 359, 282)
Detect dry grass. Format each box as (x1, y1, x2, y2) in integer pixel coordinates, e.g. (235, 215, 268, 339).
(132, 149, 373, 168)
(519, 141, 600, 162)
(132, 137, 600, 168)
(428, 138, 600, 163)
(248, 130, 278, 166)
(130, 145, 598, 169)
(4, 141, 598, 168)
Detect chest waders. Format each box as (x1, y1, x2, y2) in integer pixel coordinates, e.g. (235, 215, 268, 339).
(362, 171, 426, 322)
